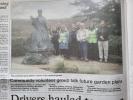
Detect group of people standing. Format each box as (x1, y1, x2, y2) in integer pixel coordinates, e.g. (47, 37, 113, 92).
(29, 9, 109, 64)
(51, 20, 109, 63)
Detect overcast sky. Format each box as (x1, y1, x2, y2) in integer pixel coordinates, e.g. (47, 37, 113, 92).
(11, 0, 109, 20)
(11, 0, 81, 19)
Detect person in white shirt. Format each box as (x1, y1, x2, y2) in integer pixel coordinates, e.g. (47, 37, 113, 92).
(77, 23, 89, 61)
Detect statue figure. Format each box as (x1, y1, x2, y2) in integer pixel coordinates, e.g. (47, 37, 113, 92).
(22, 9, 53, 65)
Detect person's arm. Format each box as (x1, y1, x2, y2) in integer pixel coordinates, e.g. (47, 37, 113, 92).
(86, 29, 90, 38)
(68, 32, 72, 43)
(97, 28, 100, 40)
(76, 31, 80, 41)
(67, 32, 70, 43)
(98, 28, 104, 40)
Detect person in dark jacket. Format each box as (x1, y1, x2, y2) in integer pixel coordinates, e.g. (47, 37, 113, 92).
(51, 27, 59, 55)
(69, 24, 79, 58)
(97, 20, 109, 62)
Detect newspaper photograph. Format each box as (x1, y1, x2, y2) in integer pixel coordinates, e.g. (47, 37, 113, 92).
(11, 0, 123, 75)
(0, 0, 127, 100)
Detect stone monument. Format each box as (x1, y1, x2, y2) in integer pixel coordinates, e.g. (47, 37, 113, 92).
(22, 9, 53, 65)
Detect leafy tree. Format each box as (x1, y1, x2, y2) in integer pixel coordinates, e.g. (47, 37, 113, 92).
(71, 0, 121, 36)
(71, 0, 99, 20)
(97, 0, 121, 36)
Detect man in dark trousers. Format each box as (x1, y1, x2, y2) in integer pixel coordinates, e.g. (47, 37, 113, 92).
(69, 24, 79, 58)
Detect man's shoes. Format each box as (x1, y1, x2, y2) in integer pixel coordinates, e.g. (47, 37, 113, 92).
(85, 58, 89, 62)
(99, 58, 103, 62)
(104, 59, 108, 63)
(80, 58, 84, 60)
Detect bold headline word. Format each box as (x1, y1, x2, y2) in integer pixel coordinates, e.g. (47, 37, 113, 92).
(11, 94, 82, 100)
(0, 2, 8, 9)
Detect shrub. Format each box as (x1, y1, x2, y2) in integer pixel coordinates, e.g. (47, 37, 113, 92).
(109, 35, 122, 57)
(55, 61, 65, 73)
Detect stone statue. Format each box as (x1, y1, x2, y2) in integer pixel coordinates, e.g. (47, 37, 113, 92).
(22, 9, 53, 65)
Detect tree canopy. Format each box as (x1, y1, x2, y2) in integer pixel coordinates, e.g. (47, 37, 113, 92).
(71, 0, 121, 36)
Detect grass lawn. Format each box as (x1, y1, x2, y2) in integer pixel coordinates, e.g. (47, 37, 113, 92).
(12, 56, 122, 74)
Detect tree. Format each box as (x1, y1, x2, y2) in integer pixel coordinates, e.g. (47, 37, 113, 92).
(97, 0, 121, 36)
(71, 0, 121, 36)
(71, 0, 99, 20)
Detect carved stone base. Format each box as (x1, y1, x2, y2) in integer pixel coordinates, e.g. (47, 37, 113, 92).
(22, 52, 49, 65)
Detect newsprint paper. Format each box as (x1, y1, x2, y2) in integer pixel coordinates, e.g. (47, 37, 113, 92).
(0, 0, 128, 100)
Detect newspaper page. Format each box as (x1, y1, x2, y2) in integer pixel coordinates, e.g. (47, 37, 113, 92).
(0, 0, 127, 100)
(0, 0, 10, 78)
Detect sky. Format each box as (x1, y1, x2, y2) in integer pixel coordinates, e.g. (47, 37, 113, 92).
(11, 0, 112, 20)
(11, 0, 80, 19)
